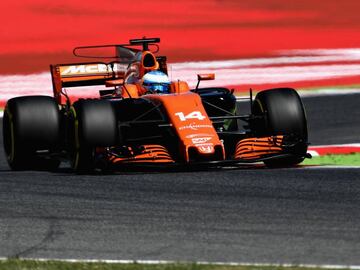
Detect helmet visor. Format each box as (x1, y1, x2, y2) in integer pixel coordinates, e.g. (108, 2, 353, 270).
(144, 83, 170, 93)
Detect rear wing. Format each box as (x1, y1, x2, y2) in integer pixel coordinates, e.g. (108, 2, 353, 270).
(50, 62, 128, 104)
(50, 57, 168, 105)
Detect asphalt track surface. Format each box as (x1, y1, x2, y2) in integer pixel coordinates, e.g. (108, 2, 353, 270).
(0, 94, 360, 264)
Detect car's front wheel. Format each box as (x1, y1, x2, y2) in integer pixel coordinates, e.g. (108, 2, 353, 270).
(252, 88, 308, 167)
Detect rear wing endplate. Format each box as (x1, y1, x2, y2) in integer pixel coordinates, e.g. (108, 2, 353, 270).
(50, 62, 127, 104)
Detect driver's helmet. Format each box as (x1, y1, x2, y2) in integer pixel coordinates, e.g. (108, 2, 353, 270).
(142, 71, 171, 94)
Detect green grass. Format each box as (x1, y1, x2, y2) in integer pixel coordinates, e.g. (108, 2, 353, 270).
(302, 153, 360, 166)
(0, 260, 355, 270)
(298, 84, 360, 91)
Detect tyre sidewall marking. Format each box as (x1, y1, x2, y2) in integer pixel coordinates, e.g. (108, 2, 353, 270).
(70, 106, 80, 169)
(5, 106, 15, 163)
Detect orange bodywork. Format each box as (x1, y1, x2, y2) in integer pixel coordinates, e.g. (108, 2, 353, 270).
(170, 81, 190, 94)
(108, 145, 174, 164)
(49, 39, 290, 165)
(197, 73, 215, 81)
(120, 81, 190, 98)
(138, 51, 160, 77)
(121, 84, 140, 98)
(234, 135, 284, 160)
(143, 92, 225, 162)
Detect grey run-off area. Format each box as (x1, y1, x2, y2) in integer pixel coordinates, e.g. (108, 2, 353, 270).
(0, 93, 360, 264)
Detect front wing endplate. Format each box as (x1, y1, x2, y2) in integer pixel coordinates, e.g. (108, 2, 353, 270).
(234, 135, 284, 160)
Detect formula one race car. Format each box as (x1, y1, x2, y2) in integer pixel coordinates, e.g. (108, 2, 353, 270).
(2, 37, 309, 172)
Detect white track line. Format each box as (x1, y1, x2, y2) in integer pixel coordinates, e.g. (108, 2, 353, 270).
(171, 54, 360, 70)
(0, 257, 359, 269)
(303, 165, 360, 169)
(1, 69, 360, 103)
(307, 150, 320, 157)
(172, 64, 360, 87)
(234, 89, 360, 100)
(278, 48, 360, 56)
(173, 48, 360, 70)
(2, 48, 360, 103)
(298, 89, 360, 98)
(310, 143, 360, 148)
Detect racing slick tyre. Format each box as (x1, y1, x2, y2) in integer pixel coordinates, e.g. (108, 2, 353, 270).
(69, 99, 117, 173)
(252, 88, 308, 167)
(3, 96, 61, 170)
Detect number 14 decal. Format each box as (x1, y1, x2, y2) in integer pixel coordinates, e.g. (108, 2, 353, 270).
(175, 111, 206, 121)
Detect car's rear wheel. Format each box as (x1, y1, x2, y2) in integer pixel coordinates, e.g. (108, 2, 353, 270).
(3, 96, 61, 170)
(252, 88, 308, 167)
(69, 99, 118, 173)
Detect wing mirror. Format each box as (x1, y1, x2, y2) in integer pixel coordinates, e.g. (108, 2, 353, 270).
(196, 73, 215, 89)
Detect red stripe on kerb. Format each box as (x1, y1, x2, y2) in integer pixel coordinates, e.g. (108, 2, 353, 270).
(308, 146, 360, 155)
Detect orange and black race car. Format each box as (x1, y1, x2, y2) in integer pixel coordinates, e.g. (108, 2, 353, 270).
(3, 37, 309, 172)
